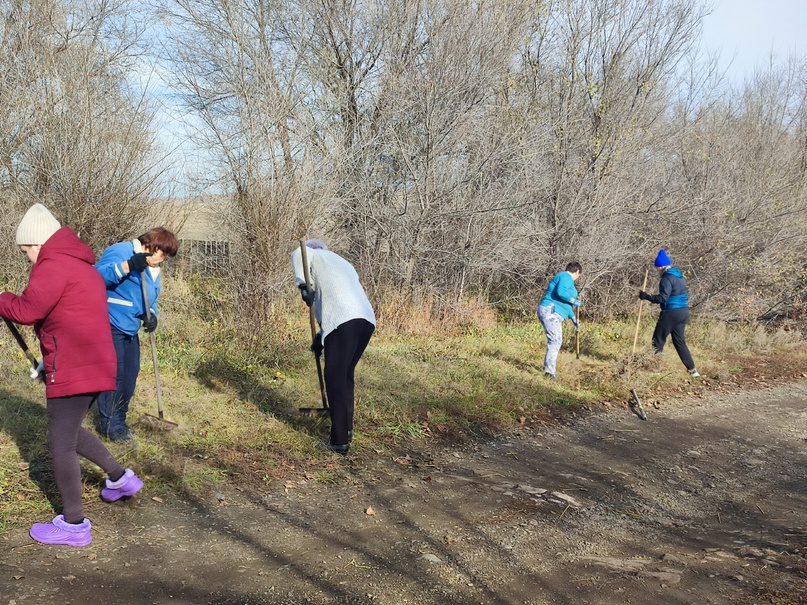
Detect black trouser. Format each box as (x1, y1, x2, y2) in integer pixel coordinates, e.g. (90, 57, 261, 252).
(652, 307, 695, 371)
(47, 394, 125, 523)
(323, 319, 375, 445)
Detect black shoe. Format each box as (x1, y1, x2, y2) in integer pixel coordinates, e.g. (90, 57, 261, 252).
(544, 372, 557, 380)
(107, 427, 135, 443)
(317, 441, 349, 455)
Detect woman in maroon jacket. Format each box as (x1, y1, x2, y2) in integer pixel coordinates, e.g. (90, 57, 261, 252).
(0, 204, 144, 547)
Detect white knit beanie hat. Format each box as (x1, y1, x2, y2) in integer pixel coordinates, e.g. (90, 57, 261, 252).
(16, 203, 61, 245)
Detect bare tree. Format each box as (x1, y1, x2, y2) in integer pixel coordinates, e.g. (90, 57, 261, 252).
(155, 0, 807, 324)
(0, 0, 161, 272)
(657, 55, 807, 319)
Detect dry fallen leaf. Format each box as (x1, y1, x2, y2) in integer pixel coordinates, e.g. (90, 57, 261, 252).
(365, 506, 376, 516)
(151, 496, 163, 504)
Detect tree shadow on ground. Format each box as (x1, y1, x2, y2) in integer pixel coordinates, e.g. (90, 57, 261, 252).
(191, 354, 330, 438)
(193, 356, 294, 416)
(0, 391, 60, 513)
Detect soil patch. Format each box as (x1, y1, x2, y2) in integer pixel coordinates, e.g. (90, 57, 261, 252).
(2, 380, 807, 604)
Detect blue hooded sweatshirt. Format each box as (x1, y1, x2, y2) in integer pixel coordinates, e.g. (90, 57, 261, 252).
(538, 271, 578, 320)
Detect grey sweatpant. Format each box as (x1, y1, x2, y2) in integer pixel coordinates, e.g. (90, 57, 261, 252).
(538, 304, 564, 376)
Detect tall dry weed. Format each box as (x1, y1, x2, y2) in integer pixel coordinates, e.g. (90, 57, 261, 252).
(375, 288, 497, 336)
(695, 319, 804, 357)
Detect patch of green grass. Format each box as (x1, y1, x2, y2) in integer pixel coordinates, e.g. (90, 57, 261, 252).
(379, 418, 430, 441)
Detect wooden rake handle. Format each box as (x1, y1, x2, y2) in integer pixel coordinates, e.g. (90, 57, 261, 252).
(141, 271, 166, 420)
(631, 268, 649, 355)
(299, 239, 328, 410)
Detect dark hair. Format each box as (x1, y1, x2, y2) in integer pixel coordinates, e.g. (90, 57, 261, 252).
(565, 261, 582, 274)
(139, 227, 179, 258)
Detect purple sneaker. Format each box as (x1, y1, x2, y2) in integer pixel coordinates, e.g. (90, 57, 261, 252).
(30, 515, 92, 547)
(101, 468, 144, 502)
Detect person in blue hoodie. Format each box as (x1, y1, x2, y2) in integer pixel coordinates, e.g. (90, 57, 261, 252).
(95, 228, 179, 441)
(639, 249, 700, 378)
(537, 262, 582, 379)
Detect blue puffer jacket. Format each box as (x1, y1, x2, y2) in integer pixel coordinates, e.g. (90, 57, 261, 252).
(647, 267, 689, 310)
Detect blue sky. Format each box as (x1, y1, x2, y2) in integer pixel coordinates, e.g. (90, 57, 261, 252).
(700, 0, 807, 81)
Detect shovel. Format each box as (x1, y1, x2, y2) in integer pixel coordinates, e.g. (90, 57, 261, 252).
(3, 318, 42, 378)
(137, 270, 178, 430)
(297, 239, 329, 416)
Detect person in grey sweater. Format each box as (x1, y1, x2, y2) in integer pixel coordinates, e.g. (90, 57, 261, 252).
(292, 239, 376, 455)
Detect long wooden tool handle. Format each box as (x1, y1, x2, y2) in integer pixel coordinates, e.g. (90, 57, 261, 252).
(631, 268, 649, 355)
(299, 239, 319, 342)
(300, 239, 329, 410)
(141, 271, 165, 419)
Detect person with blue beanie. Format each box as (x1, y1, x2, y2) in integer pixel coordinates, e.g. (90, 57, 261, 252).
(639, 249, 700, 377)
(537, 262, 582, 379)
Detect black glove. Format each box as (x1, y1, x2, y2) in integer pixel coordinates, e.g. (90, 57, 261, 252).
(143, 314, 158, 333)
(310, 332, 324, 357)
(299, 284, 315, 307)
(127, 252, 151, 273)
(638, 290, 651, 301)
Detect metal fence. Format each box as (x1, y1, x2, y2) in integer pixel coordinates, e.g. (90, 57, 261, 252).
(174, 239, 231, 274)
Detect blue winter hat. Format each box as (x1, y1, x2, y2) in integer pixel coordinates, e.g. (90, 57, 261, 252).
(654, 249, 672, 268)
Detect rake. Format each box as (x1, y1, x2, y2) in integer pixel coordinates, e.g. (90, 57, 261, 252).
(297, 239, 329, 416)
(137, 271, 178, 430)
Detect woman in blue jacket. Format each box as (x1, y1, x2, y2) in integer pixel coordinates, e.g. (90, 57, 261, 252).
(639, 249, 700, 378)
(95, 228, 178, 441)
(537, 262, 582, 379)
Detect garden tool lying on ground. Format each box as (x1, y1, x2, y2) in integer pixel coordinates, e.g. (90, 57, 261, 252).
(3, 318, 42, 379)
(297, 238, 329, 416)
(629, 389, 648, 421)
(137, 271, 178, 430)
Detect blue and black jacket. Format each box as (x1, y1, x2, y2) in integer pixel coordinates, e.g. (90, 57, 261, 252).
(647, 267, 688, 311)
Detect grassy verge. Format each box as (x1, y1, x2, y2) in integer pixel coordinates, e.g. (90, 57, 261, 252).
(1, 311, 805, 529)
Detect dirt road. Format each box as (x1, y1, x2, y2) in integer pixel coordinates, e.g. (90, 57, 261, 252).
(2, 380, 806, 604)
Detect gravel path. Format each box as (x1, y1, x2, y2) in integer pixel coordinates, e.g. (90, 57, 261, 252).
(2, 380, 807, 604)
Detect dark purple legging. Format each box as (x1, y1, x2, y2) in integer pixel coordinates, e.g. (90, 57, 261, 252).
(47, 394, 125, 523)
(323, 319, 375, 445)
